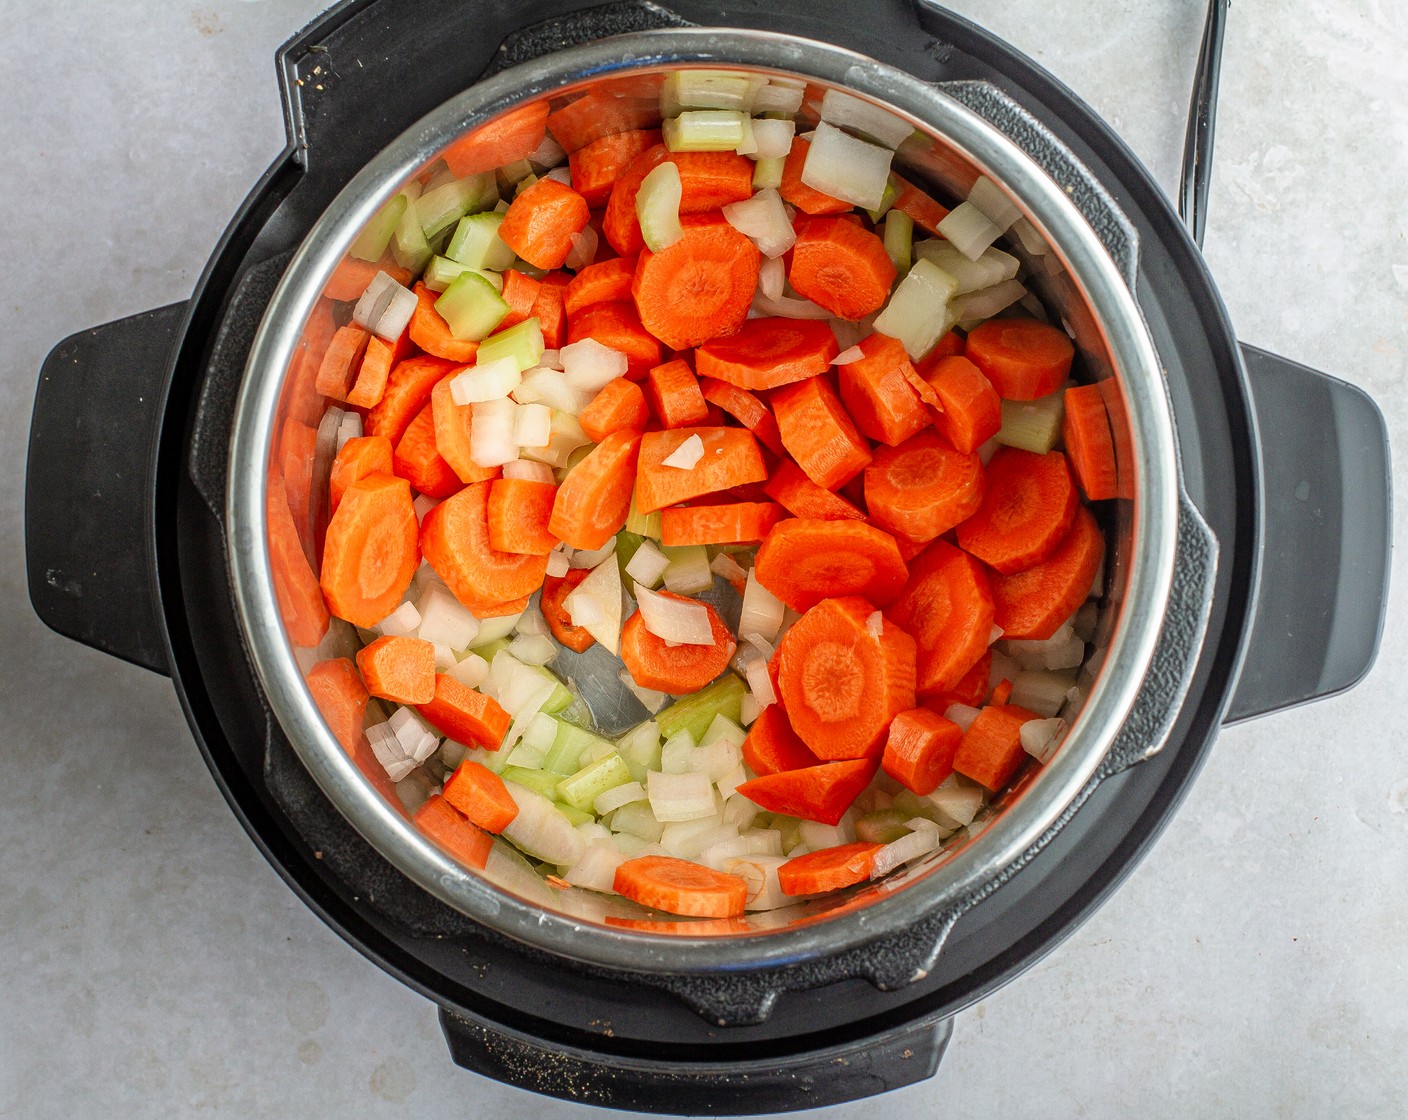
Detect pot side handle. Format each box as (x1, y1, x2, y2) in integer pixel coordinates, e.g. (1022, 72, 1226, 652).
(1223, 345, 1391, 723)
(438, 1007, 950, 1114)
(25, 305, 185, 675)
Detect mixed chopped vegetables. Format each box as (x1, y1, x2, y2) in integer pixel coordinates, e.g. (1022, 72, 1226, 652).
(280, 70, 1123, 924)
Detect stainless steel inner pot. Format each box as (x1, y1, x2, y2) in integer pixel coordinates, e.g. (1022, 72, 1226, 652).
(227, 28, 1180, 975)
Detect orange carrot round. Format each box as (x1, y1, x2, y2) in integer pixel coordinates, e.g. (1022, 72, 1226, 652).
(953, 703, 1043, 791)
(1062, 383, 1119, 501)
(420, 482, 549, 611)
(324, 257, 414, 303)
(566, 300, 662, 380)
(578, 377, 650, 443)
(775, 596, 916, 759)
(442, 760, 521, 833)
(330, 435, 394, 515)
(487, 477, 560, 555)
(915, 354, 1000, 456)
(836, 333, 929, 447)
(991, 505, 1105, 640)
(670, 150, 757, 212)
(497, 269, 543, 330)
(365, 350, 458, 445)
(548, 90, 661, 153)
(314, 323, 372, 402)
(613, 855, 748, 918)
(886, 539, 994, 696)
(620, 592, 736, 694)
(569, 129, 663, 207)
(305, 658, 369, 756)
(889, 173, 951, 236)
(777, 841, 885, 895)
(319, 472, 420, 629)
(348, 329, 413, 410)
(927, 648, 993, 710)
(741, 705, 822, 776)
(754, 518, 908, 612)
(788, 216, 897, 320)
(881, 708, 964, 795)
(761, 459, 866, 521)
(771, 376, 873, 492)
(356, 634, 437, 705)
(659, 502, 786, 547)
(548, 428, 641, 551)
(394, 399, 468, 499)
(695, 317, 839, 392)
(631, 215, 761, 350)
(644, 359, 710, 428)
(442, 100, 550, 176)
(417, 673, 512, 749)
(698, 377, 786, 455)
(498, 177, 591, 270)
(415, 794, 493, 870)
(736, 759, 879, 826)
(964, 318, 1075, 401)
(955, 447, 1078, 574)
(530, 272, 570, 349)
(541, 568, 595, 653)
(634, 427, 767, 514)
(564, 256, 639, 316)
(863, 429, 985, 543)
(269, 483, 330, 648)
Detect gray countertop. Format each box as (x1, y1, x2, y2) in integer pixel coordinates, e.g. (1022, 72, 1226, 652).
(2, 2, 1404, 1116)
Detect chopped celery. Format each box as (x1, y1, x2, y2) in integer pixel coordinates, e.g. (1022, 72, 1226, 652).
(883, 208, 913, 275)
(856, 809, 914, 845)
(516, 664, 574, 715)
(496, 158, 535, 190)
(996, 391, 1065, 453)
(771, 814, 804, 855)
(698, 713, 746, 751)
(663, 110, 748, 152)
(392, 184, 432, 272)
(472, 745, 513, 775)
(752, 156, 785, 190)
(661, 544, 713, 595)
(611, 800, 664, 842)
(865, 176, 900, 222)
(471, 636, 513, 660)
(418, 172, 496, 240)
(544, 721, 613, 776)
(615, 531, 648, 579)
(513, 172, 540, 197)
(505, 741, 548, 769)
(435, 271, 509, 341)
(423, 255, 505, 293)
(553, 802, 595, 827)
(558, 752, 632, 812)
(656, 674, 746, 743)
(661, 70, 764, 115)
(913, 241, 1020, 295)
(625, 487, 663, 539)
(636, 161, 684, 251)
(476, 318, 545, 372)
(349, 193, 408, 262)
(873, 257, 960, 359)
(501, 765, 562, 800)
(446, 211, 517, 271)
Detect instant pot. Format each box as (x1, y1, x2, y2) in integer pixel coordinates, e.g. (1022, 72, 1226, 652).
(26, 0, 1389, 1112)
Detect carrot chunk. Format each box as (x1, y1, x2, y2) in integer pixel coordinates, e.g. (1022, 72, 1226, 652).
(991, 505, 1105, 640)
(547, 90, 661, 153)
(928, 649, 993, 710)
(442, 761, 520, 832)
(613, 855, 748, 918)
(393, 400, 468, 499)
(366, 351, 457, 445)
(762, 459, 866, 521)
(414, 794, 493, 870)
(754, 519, 908, 612)
(659, 502, 786, 546)
(420, 482, 549, 611)
(695, 317, 839, 392)
(498, 177, 591, 270)
(890, 173, 951, 236)
(634, 427, 767, 513)
(269, 482, 330, 648)
(430, 378, 502, 487)
(737, 759, 879, 826)
(1062, 383, 1119, 501)
(319, 473, 420, 629)
(408, 283, 480, 363)
(349, 328, 414, 410)
(567, 301, 662, 380)
(698, 377, 785, 454)
(541, 568, 595, 653)
(644, 359, 710, 429)
(964, 318, 1075, 401)
(918, 354, 1002, 454)
(953, 703, 1043, 790)
(498, 269, 543, 330)
(569, 128, 662, 207)
(620, 592, 736, 694)
(882, 708, 963, 795)
(632, 215, 761, 350)
(777, 841, 885, 895)
(789, 216, 897, 320)
(355, 635, 437, 705)
(565, 257, 638, 316)
(325, 257, 414, 303)
(779, 137, 852, 215)
(417, 673, 512, 749)
(487, 477, 559, 555)
(771, 376, 873, 491)
(548, 429, 641, 550)
(741, 704, 822, 776)
(531, 272, 570, 349)
(305, 658, 369, 755)
(314, 324, 372, 402)
(955, 447, 1078, 574)
(775, 596, 916, 759)
(605, 145, 757, 257)
(836, 333, 929, 447)
(579, 377, 650, 443)
(330, 435, 394, 516)
(885, 539, 994, 696)
(864, 429, 985, 543)
(442, 100, 550, 176)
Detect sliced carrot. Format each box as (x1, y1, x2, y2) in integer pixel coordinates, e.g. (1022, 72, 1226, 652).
(442, 760, 520, 832)
(421, 482, 549, 611)
(964, 318, 1075, 401)
(305, 658, 368, 754)
(327, 434, 389, 521)
(498, 269, 542, 330)
(430, 378, 501, 486)
(890, 173, 951, 236)
(929, 648, 993, 709)
(314, 324, 373, 402)
(953, 703, 1043, 790)
(631, 215, 761, 351)
(886, 539, 994, 696)
(694, 318, 838, 392)
(775, 595, 916, 759)
(864, 429, 985, 543)
(644, 359, 709, 428)
(991, 505, 1105, 640)
(762, 459, 865, 521)
(669, 150, 756, 212)
(325, 257, 413, 303)
(565, 257, 638, 316)
(355, 634, 437, 705)
(741, 704, 822, 775)
(603, 144, 671, 256)
(620, 592, 736, 693)
(613, 855, 747, 918)
(698, 377, 785, 455)
(475, 594, 531, 619)
(547, 91, 660, 153)
(417, 674, 512, 749)
(487, 477, 559, 555)
(737, 759, 879, 827)
(569, 128, 663, 206)
(836, 333, 929, 447)
(603, 916, 751, 934)
(348, 328, 413, 410)
(319, 472, 419, 629)
(788, 217, 897, 320)
(394, 400, 468, 499)
(1097, 377, 1135, 500)
(634, 427, 767, 513)
(414, 794, 493, 870)
(268, 481, 329, 647)
(367, 351, 458, 445)
(541, 568, 595, 653)
(408, 282, 480, 363)
(659, 502, 786, 547)
(442, 100, 551, 176)
(532, 271, 571, 349)
(990, 678, 1014, 705)
(955, 447, 1078, 574)
(287, 299, 340, 425)
(1062, 383, 1119, 501)
(579, 377, 650, 443)
(498, 177, 591, 270)
(280, 417, 317, 533)
(771, 375, 873, 491)
(779, 137, 852, 215)
(777, 841, 884, 895)
(567, 300, 662, 380)
(894, 534, 930, 563)
(754, 518, 907, 612)
(882, 708, 963, 795)
(919, 354, 1002, 454)
(548, 429, 641, 550)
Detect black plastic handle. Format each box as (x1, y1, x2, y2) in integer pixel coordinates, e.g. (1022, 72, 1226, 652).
(439, 1007, 950, 1114)
(1223, 345, 1391, 723)
(26, 305, 186, 675)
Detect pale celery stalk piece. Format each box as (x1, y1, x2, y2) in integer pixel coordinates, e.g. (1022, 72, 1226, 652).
(873, 257, 960, 359)
(423, 256, 505, 293)
(544, 720, 614, 776)
(661, 545, 713, 595)
(434, 271, 509, 341)
(660, 70, 765, 115)
(800, 122, 892, 211)
(750, 81, 805, 116)
(865, 176, 901, 222)
(663, 110, 749, 152)
(883, 208, 914, 274)
(476, 317, 545, 371)
(751, 156, 785, 190)
(656, 674, 746, 743)
(558, 752, 633, 813)
(938, 200, 1003, 262)
(501, 765, 562, 801)
(625, 488, 663, 539)
(418, 172, 496, 240)
(635, 161, 685, 252)
(349, 193, 408, 262)
(392, 182, 432, 272)
(446, 211, 517, 271)
(914, 240, 1020, 294)
(996, 390, 1066, 453)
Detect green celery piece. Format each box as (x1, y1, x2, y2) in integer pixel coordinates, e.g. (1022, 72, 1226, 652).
(656, 674, 746, 744)
(501, 765, 562, 800)
(470, 636, 513, 659)
(616, 721, 662, 784)
(423, 256, 504, 293)
(446, 211, 517, 271)
(544, 721, 614, 776)
(472, 745, 513, 775)
(661, 544, 712, 594)
(434, 271, 509, 341)
(517, 664, 575, 716)
(504, 742, 548, 769)
(660, 70, 761, 115)
(558, 753, 633, 812)
(856, 809, 912, 845)
(865, 176, 901, 222)
(615, 531, 647, 579)
(553, 802, 594, 827)
(996, 391, 1065, 454)
(625, 487, 662, 539)
(662, 110, 748, 152)
(476, 317, 545, 372)
(349, 194, 408, 262)
(496, 159, 535, 190)
(513, 172, 540, 197)
(698, 713, 746, 751)
(883, 208, 914, 275)
(419, 172, 496, 240)
(752, 156, 785, 191)
(392, 186, 433, 272)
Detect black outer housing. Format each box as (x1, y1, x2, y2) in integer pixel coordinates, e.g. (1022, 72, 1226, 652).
(23, 0, 1390, 1113)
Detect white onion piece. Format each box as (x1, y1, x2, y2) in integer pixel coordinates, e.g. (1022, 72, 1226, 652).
(538, 348, 564, 370)
(1005, 622, 1081, 670)
(798, 820, 846, 851)
(689, 737, 744, 783)
(527, 130, 567, 170)
(873, 258, 959, 359)
(988, 624, 1006, 645)
(866, 611, 884, 638)
(412, 494, 439, 524)
(367, 725, 417, 780)
(635, 583, 713, 645)
(647, 770, 717, 822)
(451, 356, 522, 405)
(800, 122, 893, 210)
(610, 800, 664, 842)
(751, 291, 833, 320)
(925, 773, 985, 826)
(733, 116, 758, 156)
(508, 633, 557, 666)
(416, 585, 480, 649)
(469, 397, 520, 467)
(943, 702, 981, 732)
(618, 669, 668, 713)
(870, 828, 941, 878)
(561, 337, 629, 393)
(1020, 717, 1065, 763)
(716, 762, 748, 801)
(512, 402, 552, 448)
(989, 650, 1023, 691)
(739, 693, 761, 727)
(500, 680, 556, 753)
(938, 201, 1003, 262)
(659, 730, 696, 774)
(739, 569, 785, 643)
(954, 279, 1027, 322)
(543, 166, 573, 187)
(512, 368, 591, 414)
(446, 652, 489, 689)
(374, 284, 418, 342)
(1011, 216, 1050, 256)
(745, 656, 777, 708)
(470, 611, 522, 647)
(742, 633, 774, 660)
(334, 409, 363, 451)
(759, 256, 785, 301)
(723, 792, 760, 830)
(502, 458, 556, 483)
(569, 540, 616, 569)
(833, 345, 866, 365)
(375, 600, 422, 637)
(726, 854, 791, 910)
(352, 272, 396, 332)
(564, 225, 598, 270)
(913, 241, 1020, 294)
(709, 551, 748, 584)
(968, 175, 1022, 231)
(661, 819, 735, 860)
(750, 117, 796, 159)
(564, 556, 623, 654)
(625, 540, 671, 588)
(819, 88, 914, 149)
(563, 840, 625, 892)
(750, 82, 804, 115)
(722, 188, 795, 258)
(662, 433, 705, 469)
(500, 781, 586, 866)
(545, 550, 570, 578)
(594, 780, 648, 815)
(1010, 669, 1078, 718)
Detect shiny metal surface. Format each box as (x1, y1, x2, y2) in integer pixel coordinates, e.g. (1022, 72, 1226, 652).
(228, 28, 1181, 973)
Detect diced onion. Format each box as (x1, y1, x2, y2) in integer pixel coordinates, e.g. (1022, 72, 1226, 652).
(508, 633, 557, 666)
(739, 693, 761, 726)
(469, 397, 519, 467)
(564, 224, 598, 270)
(412, 495, 439, 523)
(943, 703, 981, 732)
(471, 611, 523, 648)
(938, 201, 1003, 261)
(721, 188, 795, 258)
(561, 338, 630, 393)
(569, 540, 616, 569)
(751, 291, 832, 320)
(819, 88, 915, 149)
(709, 551, 748, 584)
(750, 118, 796, 159)
(800, 122, 893, 211)
(500, 781, 586, 866)
(745, 656, 777, 708)
(563, 840, 624, 892)
(545, 550, 570, 578)
(925, 773, 985, 826)
(635, 583, 714, 645)
(866, 610, 884, 638)
(564, 555, 623, 654)
(416, 584, 480, 649)
(1020, 717, 1065, 763)
(513, 368, 592, 415)
(375, 600, 422, 637)
(625, 540, 671, 588)
(759, 256, 785, 301)
(352, 270, 417, 340)
(1009, 669, 1078, 718)
(873, 257, 959, 359)
(334, 409, 363, 451)
(870, 828, 941, 878)
(954, 279, 1027, 322)
(1005, 622, 1082, 670)
(833, 345, 865, 365)
(538, 348, 564, 371)
(452, 356, 522, 405)
(594, 780, 648, 815)
(968, 175, 1022, 231)
(521, 411, 592, 467)
(1011, 216, 1050, 256)
(750, 82, 804, 115)
(446, 652, 489, 689)
(647, 770, 717, 822)
(662, 434, 705, 469)
(513, 401, 552, 448)
(618, 669, 668, 713)
(738, 569, 784, 643)
(662, 545, 713, 594)
(659, 730, 696, 774)
(502, 458, 555, 483)
(913, 241, 1020, 294)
